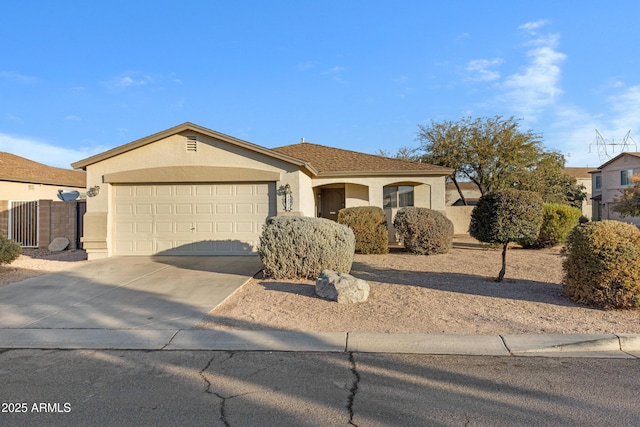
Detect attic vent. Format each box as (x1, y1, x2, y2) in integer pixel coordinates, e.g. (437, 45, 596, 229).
(186, 136, 197, 152)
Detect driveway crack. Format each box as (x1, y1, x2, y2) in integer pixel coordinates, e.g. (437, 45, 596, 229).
(347, 352, 360, 426)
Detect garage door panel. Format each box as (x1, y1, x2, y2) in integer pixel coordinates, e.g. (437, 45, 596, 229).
(215, 185, 233, 196)
(113, 183, 275, 255)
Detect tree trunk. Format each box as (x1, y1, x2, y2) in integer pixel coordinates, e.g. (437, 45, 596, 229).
(496, 242, 509, 282)
(452, 177, 467, 205)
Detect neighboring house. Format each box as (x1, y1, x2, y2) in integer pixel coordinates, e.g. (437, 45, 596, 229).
(563, 167, 592, 220)
(590, 152, 640, 226)
(0, 152, 87, 247)
(71, 122, 453, 259)
(445, 182, 481, 206)
(0, 152, 86, 200)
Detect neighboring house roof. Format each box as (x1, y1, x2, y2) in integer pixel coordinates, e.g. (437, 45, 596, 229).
(563, 167, 593, 179)
(595, 152, 640, 170)
(0, 152, 86, 187)
(272, 142, 453, 177)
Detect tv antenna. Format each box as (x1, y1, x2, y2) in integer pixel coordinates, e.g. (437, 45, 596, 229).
(589, 129, 637, 163)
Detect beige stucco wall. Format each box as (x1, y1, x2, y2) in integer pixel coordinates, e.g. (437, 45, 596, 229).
(81, 131, 306, 259)
(0, 181, 85, 201)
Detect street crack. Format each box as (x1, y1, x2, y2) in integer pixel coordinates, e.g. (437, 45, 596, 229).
(347, 352, 360, 426)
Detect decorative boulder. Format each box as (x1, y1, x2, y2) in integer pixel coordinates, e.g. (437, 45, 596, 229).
(315, 269, 370, 303)
(48, 237, 70, 252)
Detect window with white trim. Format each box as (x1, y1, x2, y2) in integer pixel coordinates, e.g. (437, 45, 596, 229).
(621, 169, 633, 186)
(594, 175, 602, 190)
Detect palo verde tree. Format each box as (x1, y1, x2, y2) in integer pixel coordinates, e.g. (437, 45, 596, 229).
(469, 189, 543, 282)
(611, 175, 640, 218)
(417, 116, 557, 205)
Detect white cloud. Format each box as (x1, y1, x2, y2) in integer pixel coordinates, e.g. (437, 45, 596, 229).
(0, 71, 39, 84)
(519, 19, 549, 34)
(466, 58, 504, 81)
(65, 115, 81, 121)
(0, 133, 108, 168)
(500, 28, 566, 120)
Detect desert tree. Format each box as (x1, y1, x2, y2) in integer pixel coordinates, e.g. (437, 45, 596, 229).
(611, 175, 640, 217)
(417, 116, 552, 204)
(469, 189, 543, 282)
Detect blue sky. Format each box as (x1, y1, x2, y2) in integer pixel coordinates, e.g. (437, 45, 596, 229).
(1, 1, 640, 169)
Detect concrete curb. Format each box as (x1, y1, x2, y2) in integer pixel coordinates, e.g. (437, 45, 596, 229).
(166, 330, 346, 352)
(0, 330, 638, 358)
(0, 329, 176, 350)
(347, 333, 509, 356)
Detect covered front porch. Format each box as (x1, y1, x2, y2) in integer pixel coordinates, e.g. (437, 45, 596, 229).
(312, 180, 433, 242)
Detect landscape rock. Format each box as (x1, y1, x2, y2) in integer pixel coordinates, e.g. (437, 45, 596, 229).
(48, 237, 70, 252)
(315, 269, 370, 303)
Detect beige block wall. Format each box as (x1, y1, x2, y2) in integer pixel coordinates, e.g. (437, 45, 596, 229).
(445, 206, 475, 234)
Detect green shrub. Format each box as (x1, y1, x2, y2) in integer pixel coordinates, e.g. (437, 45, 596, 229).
(469, 189, 543, 281)
(562, 220, 640, 309)
(393, 207, 453, 255)
(338, 206, 388, 254)
(520, 203, 582, 248)
(0, 235, 21, 265)
(258, 216, 355, 279)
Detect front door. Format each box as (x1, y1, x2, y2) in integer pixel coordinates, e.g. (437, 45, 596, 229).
(320, 188, 345, 221)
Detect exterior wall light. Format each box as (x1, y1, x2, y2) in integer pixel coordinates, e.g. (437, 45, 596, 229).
(283, 183, 293, 212)
(86, 185, 101, 197)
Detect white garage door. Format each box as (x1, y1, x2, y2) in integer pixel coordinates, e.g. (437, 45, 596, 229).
(113, 183, 275, 255)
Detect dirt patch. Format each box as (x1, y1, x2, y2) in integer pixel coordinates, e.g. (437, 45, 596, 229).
(0, 248, 88, 287)
(197, 236, 640, 334)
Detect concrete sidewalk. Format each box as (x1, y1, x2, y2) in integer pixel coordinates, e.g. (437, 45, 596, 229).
(0, 329, 638, 358)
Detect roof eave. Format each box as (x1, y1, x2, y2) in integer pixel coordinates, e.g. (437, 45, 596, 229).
(0, 176, 86, 187)
(315, 168, 454, 178)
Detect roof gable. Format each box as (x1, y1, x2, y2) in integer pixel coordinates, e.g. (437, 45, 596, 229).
(272, 142, 453, 176)
(596, 152, 640, 170)
(71, 122, 313, 172)
(0, 152, 86, 187)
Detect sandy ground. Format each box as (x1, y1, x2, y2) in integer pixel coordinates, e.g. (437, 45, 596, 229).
(198, 236, 640, 334)
(2, 238, 638, 334)
(0, 248, 88, 287)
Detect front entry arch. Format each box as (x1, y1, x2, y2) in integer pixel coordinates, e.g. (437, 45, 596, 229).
(319, 187, 345, 221)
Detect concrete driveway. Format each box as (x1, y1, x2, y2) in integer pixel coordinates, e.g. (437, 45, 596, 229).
(0, 256, 262, 330)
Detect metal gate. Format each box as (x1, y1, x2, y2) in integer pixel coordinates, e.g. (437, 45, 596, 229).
(8, 200, 39, 247)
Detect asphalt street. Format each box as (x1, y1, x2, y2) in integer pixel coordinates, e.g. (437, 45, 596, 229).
(1, 349, 638, 426)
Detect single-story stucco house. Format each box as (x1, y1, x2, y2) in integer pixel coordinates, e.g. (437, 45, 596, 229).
(0, 152, 86, 200)
(71, 123, 453, 259)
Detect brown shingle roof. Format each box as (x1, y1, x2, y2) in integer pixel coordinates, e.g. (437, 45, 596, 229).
(272, 142, 453, 176)
(0, 152, 86, 188)
(563, 167, 594, 179)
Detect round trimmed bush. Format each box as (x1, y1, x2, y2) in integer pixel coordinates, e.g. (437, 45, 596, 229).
(393, 207, 453, 255)
(258, 216, 355, 279)
(0, 235, 21, 265)
(338, 206, 388, 254)
(520, 203, 582, 248)
(562, 220, 640, 309)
